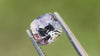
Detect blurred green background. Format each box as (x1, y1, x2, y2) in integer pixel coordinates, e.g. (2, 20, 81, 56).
(0, 0, 100, 56)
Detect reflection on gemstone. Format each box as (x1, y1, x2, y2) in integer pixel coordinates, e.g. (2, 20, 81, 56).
(30, 13, 62, 45)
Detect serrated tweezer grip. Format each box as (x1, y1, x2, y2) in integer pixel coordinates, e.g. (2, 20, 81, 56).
(54, 12, 88, 56)
(26, 30, 45, 56)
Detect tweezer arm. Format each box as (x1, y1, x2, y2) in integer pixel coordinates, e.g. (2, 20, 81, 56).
(26, 30, 45, 56)
(54, 12, 88, 56)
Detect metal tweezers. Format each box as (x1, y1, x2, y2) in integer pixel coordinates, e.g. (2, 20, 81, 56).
(26, 12, 88, 56)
